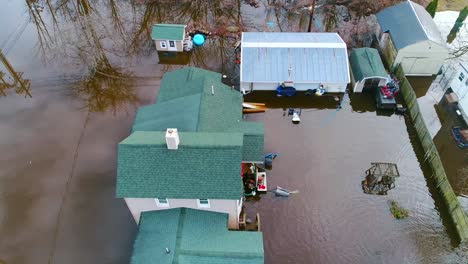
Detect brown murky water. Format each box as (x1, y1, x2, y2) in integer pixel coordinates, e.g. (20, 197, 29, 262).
(0, 1, 467, 263)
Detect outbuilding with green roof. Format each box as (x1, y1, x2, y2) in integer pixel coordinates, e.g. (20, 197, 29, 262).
(349, 48, 389, 93)
(152, 24, 186, 52)
(117, 67, 264, 229)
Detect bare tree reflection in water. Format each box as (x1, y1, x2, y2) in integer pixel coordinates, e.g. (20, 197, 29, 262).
(55, 0, 138, 113)
(128, 1, 170, 56)
(73, 54, 137, 113)
(26, 0, 53, 54)
(191, 36, 236, 74)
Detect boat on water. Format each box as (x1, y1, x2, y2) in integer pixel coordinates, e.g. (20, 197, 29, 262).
(451, 126, 468, 149)
(243, 102, 266, 114)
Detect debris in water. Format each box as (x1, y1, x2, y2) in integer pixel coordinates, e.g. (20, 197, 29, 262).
(362, 162, 400, 195)
(287, 108, 301, 124)
(272, 186, 299, 197)
(264, 153, 279, 169)
(388, 200, 409, 219)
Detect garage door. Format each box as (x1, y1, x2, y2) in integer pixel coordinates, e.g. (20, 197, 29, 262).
(402, 58, 441, 75)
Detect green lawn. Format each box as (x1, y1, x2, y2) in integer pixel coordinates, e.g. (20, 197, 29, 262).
(438, 0, 466, 11)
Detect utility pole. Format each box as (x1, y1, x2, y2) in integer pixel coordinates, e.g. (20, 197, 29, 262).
(0, 49, 31, 97)
(307, 0, 316, 32)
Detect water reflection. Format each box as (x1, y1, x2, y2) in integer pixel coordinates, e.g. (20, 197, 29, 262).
(27, 0, 139, 112)
(72, 55, 138, 113)
(0, 49, 32, 97)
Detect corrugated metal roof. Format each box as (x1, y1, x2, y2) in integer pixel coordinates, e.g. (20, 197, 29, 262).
(377, 1, 446, 50)
(241, 32, 349, 83)
(242, 32, 345, 44)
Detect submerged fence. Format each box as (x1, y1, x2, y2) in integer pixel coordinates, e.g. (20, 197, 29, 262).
(395, 65, 468, 242)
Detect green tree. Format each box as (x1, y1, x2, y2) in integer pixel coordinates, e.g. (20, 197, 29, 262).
(426, 0, 438, 18)
(447, 6, 468, 44)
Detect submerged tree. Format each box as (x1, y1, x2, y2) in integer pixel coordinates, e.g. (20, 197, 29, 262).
(426, 0, 438, 18)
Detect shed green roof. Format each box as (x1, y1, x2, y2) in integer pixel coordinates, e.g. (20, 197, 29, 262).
(349, 48, 388, 81)
(117, 67, 264, 199)
(131, 208, 264, 264)
(151, 24, 186, 41)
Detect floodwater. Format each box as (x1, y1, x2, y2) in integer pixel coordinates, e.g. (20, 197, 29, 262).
(0, 0, 467, 264)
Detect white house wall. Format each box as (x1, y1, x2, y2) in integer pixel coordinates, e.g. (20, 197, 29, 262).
(240, 82, 347, 93)
(448, 66, 468, 122)
(394, 40, 449, 75)
(353, 78, 388, 93)
(124, 198, 240, 229)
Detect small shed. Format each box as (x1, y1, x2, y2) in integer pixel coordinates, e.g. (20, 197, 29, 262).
(376, 0, 448, 76)
(240, 32, 350, 94)
(151, 24, 186, 52)
(349, 48, 388, 93)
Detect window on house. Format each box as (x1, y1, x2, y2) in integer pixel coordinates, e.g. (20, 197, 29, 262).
(169, 41, 175, 47)
(459, 72, 465, 82)
(160, 41, 167, 49)
(197, 199, 210, 208)
(465, 78, 468, 87)
(155, 198, 169, 207)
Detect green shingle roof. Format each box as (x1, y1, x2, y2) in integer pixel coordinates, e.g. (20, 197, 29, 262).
(349, 48, 388, 81)
(131, 208, 264, 264)
(117, 131, 244, 199)
(151, 24, 186, 41)
(117, 67, 264, 199)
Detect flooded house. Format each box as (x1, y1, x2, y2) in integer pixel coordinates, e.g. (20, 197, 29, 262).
(239, 32, 350, 94)
(130, 208, 264, 264)
(376, 0, 449, 76)
(439, 61, 468, 123)
(151, 24, 186, 52)
(349, 48, 389, 93)
(116, 67, 265, 229)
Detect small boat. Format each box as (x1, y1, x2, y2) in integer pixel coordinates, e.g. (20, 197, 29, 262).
(451, 126, 468, 149)
(243, 102, 266, 114)
(315, 87, 326, 96)
(276, 85, 297, 97)
(272, 186, 291, 197)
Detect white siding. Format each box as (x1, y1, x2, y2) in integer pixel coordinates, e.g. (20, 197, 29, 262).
(241, 81, 347, 93)
(448, 66, 468, 122)
(353, 78, 387, 93)
(395, 40, 449, 75)
(124, 198, 241, 229)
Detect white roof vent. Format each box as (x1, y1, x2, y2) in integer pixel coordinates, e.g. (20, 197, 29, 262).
(165, 128, 179, 150)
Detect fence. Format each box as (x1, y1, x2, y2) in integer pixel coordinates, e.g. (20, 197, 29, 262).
(395, 65, 468, 242)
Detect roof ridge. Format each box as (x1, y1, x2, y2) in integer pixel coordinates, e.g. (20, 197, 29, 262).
(178, 249, 264, 259)
(173, 208, 186, 264)
(364, 49, 377, 73)
(407, 0, 430, 41)
(194, 76, 211, 131)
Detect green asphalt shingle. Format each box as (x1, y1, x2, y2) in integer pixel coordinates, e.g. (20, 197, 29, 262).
(117, 131, 244, 199)
(117, 67, 264, 199)
(349, 48, 388, 82)
(131, 208, 264, 264)
(151, 24, 186, 41)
